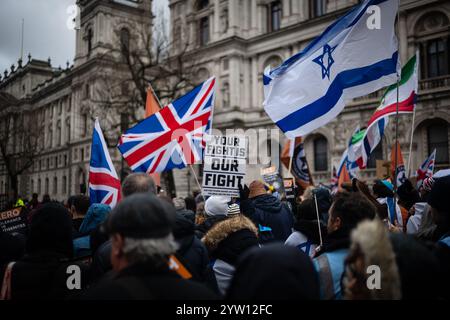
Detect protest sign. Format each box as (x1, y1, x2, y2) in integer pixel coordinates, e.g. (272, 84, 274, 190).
(0, 207, 28, 234)
(261, 166, 285, 199)
(283, 178, 295, 200)
(202, 135, 247, 197)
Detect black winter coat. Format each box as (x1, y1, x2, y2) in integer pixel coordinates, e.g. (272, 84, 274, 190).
(240, 194, 294, 243)
(10, 251, 87, 300)
(81, 260, 217, 300)
(173, 214, 211, 282)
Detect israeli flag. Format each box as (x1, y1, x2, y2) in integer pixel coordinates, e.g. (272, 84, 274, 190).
(263, 0, 400, 138)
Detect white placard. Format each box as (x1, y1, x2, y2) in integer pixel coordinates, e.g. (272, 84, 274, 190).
(202, 135, 247, 197)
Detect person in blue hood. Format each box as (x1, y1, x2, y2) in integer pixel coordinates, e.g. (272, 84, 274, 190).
(73, 204, 111, 258)
(239, 180, 294, 243)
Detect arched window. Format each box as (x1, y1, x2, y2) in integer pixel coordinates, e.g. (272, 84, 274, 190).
(62, 176, 67, 194)
(120, 28, 130, 57)
(268, 1, 282, 32)
(314, 136, 328, 171)
(415, 12, 450, 79)
(199, 17, 209, 46)
(45, 178, 49, 194)
(53, 177, 58, 195)
(427, 121, 449, 164)
(264, 55, 283, 71)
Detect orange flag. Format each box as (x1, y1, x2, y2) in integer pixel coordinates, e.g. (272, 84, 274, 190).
(338, 163, 351, 191)
(146, 87, 161, 186)
(390, 141, 406, 187)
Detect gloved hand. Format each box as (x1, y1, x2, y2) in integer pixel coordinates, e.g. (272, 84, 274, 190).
(238, 183, 250, 201)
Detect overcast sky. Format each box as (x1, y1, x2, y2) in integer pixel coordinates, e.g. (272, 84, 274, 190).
(0, 0, 168, 74)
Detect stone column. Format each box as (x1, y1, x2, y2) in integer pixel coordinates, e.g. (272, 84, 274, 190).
(230, 56, 240, 108)
(399, 12, 408, 64)
(214, 0, 220, 40)
(251, 0, 258, 35)
(251, 56, 259, 108)
(282, 0, 290, 26)
(229, 0, 238, 35)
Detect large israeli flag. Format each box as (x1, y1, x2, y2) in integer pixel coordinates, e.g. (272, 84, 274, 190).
(263, 0, 400, 138)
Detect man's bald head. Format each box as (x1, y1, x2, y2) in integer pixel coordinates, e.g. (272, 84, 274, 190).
(122, 173, 157, 198)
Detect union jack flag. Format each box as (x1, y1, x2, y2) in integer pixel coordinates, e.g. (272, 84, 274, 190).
(89, 118, 121, 208)
(118, 77, 216, 173)
(416, 149, 436, 189)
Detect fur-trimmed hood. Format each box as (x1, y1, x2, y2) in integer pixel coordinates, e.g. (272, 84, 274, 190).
(201, 215, 259, 265)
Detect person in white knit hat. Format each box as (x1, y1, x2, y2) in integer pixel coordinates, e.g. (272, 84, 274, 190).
(195, 196, 230, 238)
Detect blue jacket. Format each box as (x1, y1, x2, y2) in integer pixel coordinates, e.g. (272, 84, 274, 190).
(241, 194, 294, 243)
(73, 204, 111, 258)
(313, 249, 348, 300)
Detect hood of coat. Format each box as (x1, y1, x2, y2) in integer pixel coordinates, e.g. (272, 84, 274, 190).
(173, 213, 195, 254)
(79, 204, 111, 236)
(202, 215, 258, 253)
(253, 194, 282, 213)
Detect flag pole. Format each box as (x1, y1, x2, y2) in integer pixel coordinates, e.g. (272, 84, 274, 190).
(189, 164, 202, 192)
(314, 193, 323, 248)
(393, 7, 401, 194)
(148, 82, 163, 110)
(407, 51, 419, 178)
(406, 106, 416, 177)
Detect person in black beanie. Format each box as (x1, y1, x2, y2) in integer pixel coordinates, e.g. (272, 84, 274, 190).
(227, 244, 320, 300)
(2, 202, 86, 300)
(285, 199, 327, 257)
(81, 193, 216, 300)
(427, 175, 450, 300)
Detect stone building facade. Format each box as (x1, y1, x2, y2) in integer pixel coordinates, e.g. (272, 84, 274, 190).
(0, 0, 152, 204)
(0, 0, 449, 202)
(170, 0, 450, 193)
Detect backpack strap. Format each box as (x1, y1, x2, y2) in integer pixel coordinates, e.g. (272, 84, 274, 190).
(316, 254, 335, 300)
(1, 262, 16, 300)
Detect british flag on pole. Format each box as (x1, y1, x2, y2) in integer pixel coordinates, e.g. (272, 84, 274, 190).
(118, 77, 216, 173)
(89, 118, 121, 208)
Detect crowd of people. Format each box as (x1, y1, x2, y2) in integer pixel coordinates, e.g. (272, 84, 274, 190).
(0, 172, 449, 300)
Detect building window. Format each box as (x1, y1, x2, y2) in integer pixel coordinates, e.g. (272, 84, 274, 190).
(38, 178, 41, 194)
(221, 82, 230, 108)
(314, 136, 328, 171)
(197, 0, 209, 10)
(367, 142, 383, 169)
(199, 17, 209, 46)
(120, 28, 130, 58)
(310, 0, 326, 18)
(45, 178, 49, 194)
(87, 28, 93, 55)
(426, 38, 449, 78)
(62, 176, 67, 194)
(427, 122, 449, 164)
(82, 114, 88, 137)
(81, 148, 85, 162)
(31, 179, 34, 193)
(268, 1, 282, 32)
(53, 177, 57, 195)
